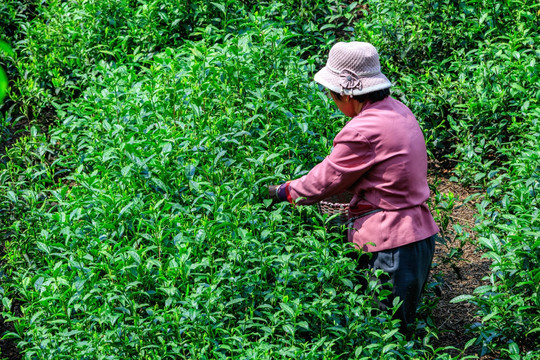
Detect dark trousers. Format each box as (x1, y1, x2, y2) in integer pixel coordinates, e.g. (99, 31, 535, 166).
(351, 236, 436, 334)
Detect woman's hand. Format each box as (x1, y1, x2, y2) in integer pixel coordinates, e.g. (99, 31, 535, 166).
(266, 185, 280, 199)
(263, 184, 284, 207)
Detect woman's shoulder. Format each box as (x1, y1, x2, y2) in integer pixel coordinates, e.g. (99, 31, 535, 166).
(336, 96, 418, 142)
(364, 96, 413, 114)
(334, 122, 371, 144)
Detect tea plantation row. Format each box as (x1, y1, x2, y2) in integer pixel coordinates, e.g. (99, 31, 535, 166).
(1, 0, 539, 358)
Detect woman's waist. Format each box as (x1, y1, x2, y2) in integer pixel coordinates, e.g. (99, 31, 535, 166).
(348, 200, 430, 217)
(349, 191, 429, 214)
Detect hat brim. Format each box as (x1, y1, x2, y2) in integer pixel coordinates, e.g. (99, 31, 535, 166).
(314, 66, 392, 96)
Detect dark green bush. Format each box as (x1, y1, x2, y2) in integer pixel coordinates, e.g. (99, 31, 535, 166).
(0, 26, 427, 358)
(1, 0, 539, 358)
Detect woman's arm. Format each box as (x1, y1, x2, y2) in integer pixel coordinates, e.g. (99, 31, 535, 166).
(286, 131, 375, 205)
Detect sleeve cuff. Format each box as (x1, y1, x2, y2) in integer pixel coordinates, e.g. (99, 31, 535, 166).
(277, 182, 293, 203)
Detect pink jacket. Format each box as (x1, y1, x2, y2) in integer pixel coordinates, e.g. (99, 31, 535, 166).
(288, 96, 439, 252)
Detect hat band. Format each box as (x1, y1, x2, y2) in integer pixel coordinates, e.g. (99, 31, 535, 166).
(326, 64, 381, 77)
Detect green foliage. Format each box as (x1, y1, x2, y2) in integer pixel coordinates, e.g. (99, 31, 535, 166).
(0, 14, 429, 359)
(1, 0, 539, 358)
(0, 40, 14, 145)
(0, 40, 13, 103)
(5, 0, 240, 120)
(467, 128, 540, 355)
(356, 0, 540, 168)
(0, 0, 357, 126)
(429, 186, 476, 280)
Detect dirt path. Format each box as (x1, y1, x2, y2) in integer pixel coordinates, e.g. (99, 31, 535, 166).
(427, 171, 495, 358)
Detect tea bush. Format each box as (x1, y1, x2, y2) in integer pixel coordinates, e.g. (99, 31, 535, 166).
(461, 126, 540, 357)
(1, 0, 539, 358)
(0, 0, 355, 132)
(355, 0, 539, 169)
(2, 0, 234, 122)
(0, 14, 449, 359)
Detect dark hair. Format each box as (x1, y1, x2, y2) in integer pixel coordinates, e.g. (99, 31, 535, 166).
(331, 87, 390, 103)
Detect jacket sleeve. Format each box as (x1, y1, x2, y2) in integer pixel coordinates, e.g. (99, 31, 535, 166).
(288, 131, 375, 205)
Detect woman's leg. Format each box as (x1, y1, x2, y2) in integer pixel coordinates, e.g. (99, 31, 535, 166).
(364, 236, 436, 334)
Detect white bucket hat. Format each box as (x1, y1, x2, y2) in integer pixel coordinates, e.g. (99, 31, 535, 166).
(314, 42, 392, 96)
